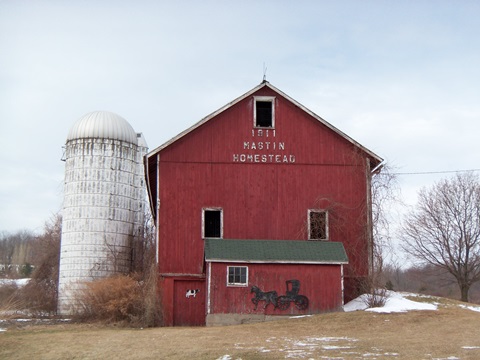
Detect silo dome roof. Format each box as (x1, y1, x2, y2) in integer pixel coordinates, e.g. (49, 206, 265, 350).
(67, 111, 138, 144)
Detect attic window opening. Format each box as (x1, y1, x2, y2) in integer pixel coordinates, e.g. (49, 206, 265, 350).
(203, 208, 222, 238)
(309, 210, 328, 241)
(254, 97, 275, 128)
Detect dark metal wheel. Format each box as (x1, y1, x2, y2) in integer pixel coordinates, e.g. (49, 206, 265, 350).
(294, 295, 309, 310)
(277, 296, 290, 310)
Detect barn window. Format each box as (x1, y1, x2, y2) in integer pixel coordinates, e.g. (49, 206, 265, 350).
(308, 210, 328, 240)
(254, 96, 275, 128)
(227, 266, 248, 286)
(203, 208, 223, 238)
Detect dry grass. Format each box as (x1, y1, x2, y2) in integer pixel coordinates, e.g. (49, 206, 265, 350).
(1, 302, 480, 359)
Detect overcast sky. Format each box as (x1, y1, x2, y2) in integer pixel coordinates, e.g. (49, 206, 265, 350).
(1, 1, 479, 237)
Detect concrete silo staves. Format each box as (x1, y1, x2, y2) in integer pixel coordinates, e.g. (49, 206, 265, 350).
(58, 111, 148, 315)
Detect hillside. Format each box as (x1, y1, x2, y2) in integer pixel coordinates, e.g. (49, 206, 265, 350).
(1, 292, 480, 359)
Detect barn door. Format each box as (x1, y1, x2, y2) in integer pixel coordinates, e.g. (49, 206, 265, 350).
(173, 280, 206, 326)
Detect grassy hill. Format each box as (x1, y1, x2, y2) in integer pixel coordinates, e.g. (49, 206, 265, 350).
(1, 294, 480, 359)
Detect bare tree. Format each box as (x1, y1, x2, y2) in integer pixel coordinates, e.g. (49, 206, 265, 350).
(371, 163, 401, 266)
(358, 163, 401, 306)
(76, 205, 161, 326)
(301, 158, 400, 305)
(401, 172, 480, 302)
(15, 213, 62, 314)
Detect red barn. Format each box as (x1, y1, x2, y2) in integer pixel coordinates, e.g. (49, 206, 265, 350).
(145, 81, 383, 326)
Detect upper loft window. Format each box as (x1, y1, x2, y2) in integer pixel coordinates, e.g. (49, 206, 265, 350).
(254, 96, 275, 128)
(203, 208, 223, 238)
(308, 210, 328, 241)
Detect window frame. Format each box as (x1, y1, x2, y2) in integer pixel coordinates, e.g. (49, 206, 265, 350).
(308, 209, 329, 241)
(253, 96, 275, 129)
(202, 207, 223, 239)
(227, 266, 249, 287)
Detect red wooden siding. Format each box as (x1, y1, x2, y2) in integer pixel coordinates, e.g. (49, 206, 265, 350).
(149, 82, 382, 325)
(207, 262, 344, 315)
(160, 276, 206, 326)
(173, 279, 205, 326)
(157, 86, 370, 280)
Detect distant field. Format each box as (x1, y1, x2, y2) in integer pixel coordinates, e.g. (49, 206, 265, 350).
(1, 297, 480, 359)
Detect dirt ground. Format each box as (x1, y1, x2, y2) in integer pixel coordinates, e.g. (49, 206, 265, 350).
(1, 304, 480, 359)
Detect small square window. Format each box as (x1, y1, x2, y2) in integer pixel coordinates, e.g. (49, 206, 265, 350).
(254, 97, 275, 128)
(203, 208, 222, 238)
(227, 266, 248, 286)
(309, 210, 328, 240)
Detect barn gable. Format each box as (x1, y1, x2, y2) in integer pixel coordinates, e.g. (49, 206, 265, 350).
(145, 81, 383, 221)
(148, 81, 381, 160)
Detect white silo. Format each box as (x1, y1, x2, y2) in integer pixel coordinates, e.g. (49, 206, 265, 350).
(58, 111, 148, 315)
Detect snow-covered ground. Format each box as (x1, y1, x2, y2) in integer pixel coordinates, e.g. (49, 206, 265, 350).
(344, 290, 438, 313)
(216, 291, 480, 360)
(3, 288, 480, 358)
(0, 278, 30, 287)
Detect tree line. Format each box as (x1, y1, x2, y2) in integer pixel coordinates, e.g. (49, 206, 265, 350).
(0, 230, 40, 278)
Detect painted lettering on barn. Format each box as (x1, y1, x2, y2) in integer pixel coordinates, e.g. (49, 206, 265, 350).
(233, 129, 296, 163)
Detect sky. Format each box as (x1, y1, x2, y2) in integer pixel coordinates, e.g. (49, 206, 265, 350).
(1, 1, 479, 241)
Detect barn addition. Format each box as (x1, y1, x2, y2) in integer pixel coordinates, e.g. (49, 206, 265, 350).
(145, 81, 383, 326)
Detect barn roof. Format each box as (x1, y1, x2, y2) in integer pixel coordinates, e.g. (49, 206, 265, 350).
(204, 238, 348, 264)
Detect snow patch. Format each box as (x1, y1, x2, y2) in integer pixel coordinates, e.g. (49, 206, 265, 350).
(322, 345, 353, 350)
(0, 278, 30, 287)
(459, 304, 480, 312)
(344, 291, 437, 313)
(310, 336, 357, 343)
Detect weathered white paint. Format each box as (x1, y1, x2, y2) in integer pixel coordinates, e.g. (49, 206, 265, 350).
(207, 262, 212, 315)
(57, 111, 147, 315)
(341, 264, 345, 306)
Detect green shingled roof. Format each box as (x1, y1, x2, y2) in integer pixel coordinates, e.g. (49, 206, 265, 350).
(204, 239, 348, 264)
